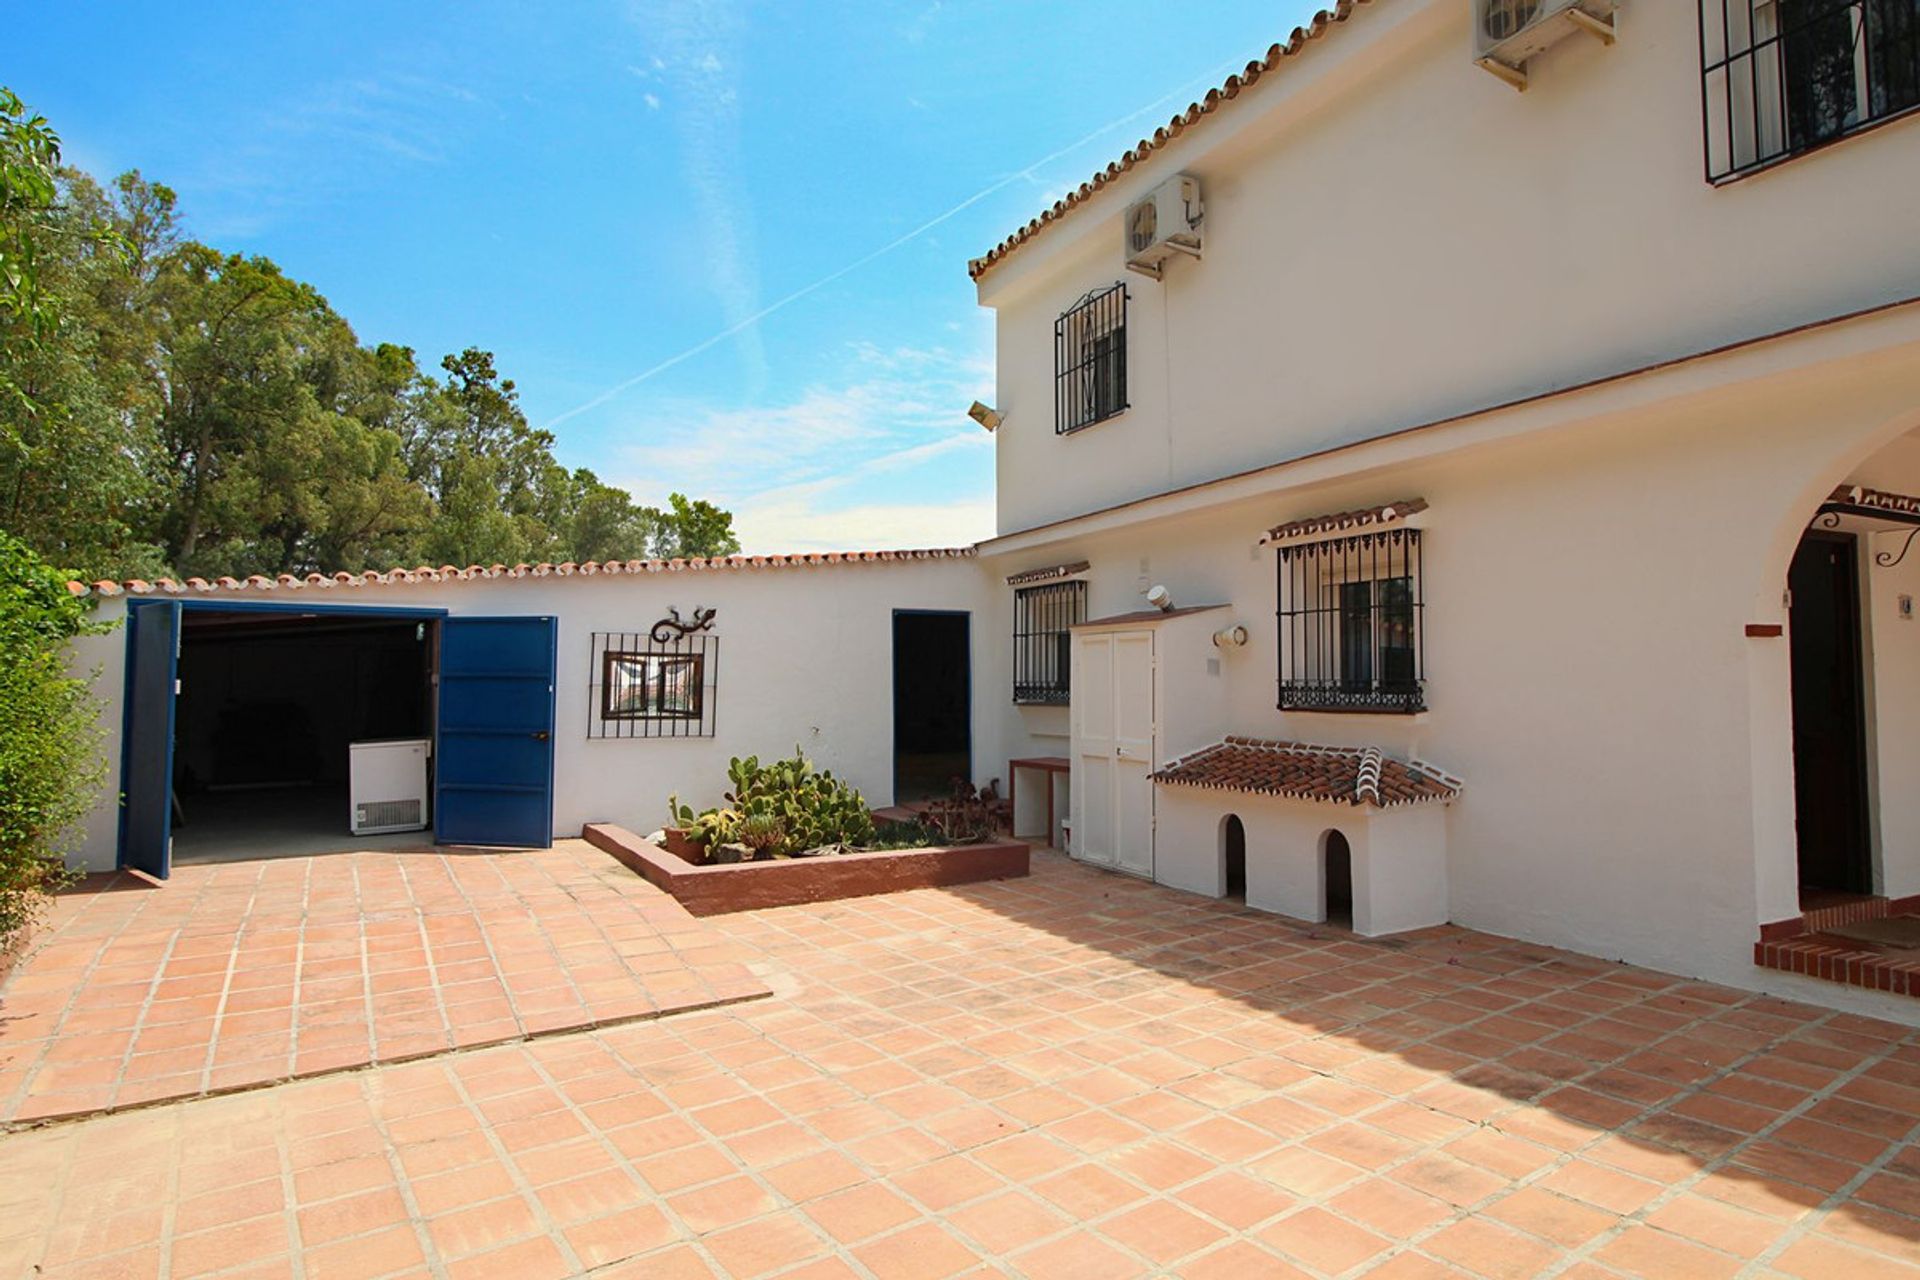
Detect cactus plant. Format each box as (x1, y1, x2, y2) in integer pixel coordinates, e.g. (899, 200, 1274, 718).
(662, 748, 873, 857)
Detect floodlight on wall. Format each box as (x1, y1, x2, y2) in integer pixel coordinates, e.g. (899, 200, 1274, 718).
(1212, 625, 1248, 649)
(1146, 584, 1174, 612)
(968, 401, 1004, 432)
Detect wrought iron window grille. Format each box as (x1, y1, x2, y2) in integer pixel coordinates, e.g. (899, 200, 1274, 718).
(1702, 0, 1920, 181)
(1276, 528, 1426, 714)
(1013, 579, 1087, 704)
(588, 629, 719, 738)
(1055, 284, 1128, 434)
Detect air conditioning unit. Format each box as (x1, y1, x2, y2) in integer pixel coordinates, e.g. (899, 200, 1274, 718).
(349, 738, 430, 835)
(1475, 0, 1617, 90)
(1124, 175, 1203, 280)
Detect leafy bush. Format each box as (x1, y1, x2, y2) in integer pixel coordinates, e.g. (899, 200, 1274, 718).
(667, 748, 874, 858)
(0, 532, 102, 943)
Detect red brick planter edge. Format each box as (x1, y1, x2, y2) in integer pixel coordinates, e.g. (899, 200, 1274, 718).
(583, 824, 1029, 916)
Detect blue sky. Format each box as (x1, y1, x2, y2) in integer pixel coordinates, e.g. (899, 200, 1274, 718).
(17, 2, 1318, 552)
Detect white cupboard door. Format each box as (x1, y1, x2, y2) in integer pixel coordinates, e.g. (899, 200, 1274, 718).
(1073, 632, 1116, 867)
(1112, 630, 1156, 878)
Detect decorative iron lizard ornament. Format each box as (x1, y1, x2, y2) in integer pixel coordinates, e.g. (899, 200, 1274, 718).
(649, 606, 717, 645)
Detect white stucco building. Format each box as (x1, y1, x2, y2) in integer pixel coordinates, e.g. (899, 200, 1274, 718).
(67, 0, 1920, 1021)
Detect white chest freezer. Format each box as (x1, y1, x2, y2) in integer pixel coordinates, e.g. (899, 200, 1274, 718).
(349, 738, 431, 835)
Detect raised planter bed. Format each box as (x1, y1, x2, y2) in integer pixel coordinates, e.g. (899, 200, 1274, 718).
(583, 823, 1029, 916)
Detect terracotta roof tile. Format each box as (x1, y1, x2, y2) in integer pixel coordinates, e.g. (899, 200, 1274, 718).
(1006, 560, 1090, 586)
(1151, 736, 1460, 808)
(68, 547, 976, 600)
(1261, 498, 1427, 545)
(969, 1, 1375, 280)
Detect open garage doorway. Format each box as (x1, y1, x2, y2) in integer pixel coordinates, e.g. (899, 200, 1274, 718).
(892, 610, 972, 804)
(120, 601, 558, 878)
(169, 609, 437, 864)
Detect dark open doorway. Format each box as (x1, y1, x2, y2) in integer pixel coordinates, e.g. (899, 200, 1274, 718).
(892, 611, 971, 804)
(1325, 829, 1354, 928)
(1788, 531, 1873, 897)
(1223, 815, 1247, 901)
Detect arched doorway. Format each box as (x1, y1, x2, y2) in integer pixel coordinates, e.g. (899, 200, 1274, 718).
(1323, 829, 1353, 929)
(1221, 815, 1246, 901)
(1752, 411, 1920, 922)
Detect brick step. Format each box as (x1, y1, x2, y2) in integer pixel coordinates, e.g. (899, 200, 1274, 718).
(1799, 893, 1909, 934)
(1754, 932, 1920, 997)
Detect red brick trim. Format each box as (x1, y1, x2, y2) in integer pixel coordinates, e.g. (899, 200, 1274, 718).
(1745, 623, 1785, 638)
(583, 825, 1029, 916)
(1757, 916, 1807, 942)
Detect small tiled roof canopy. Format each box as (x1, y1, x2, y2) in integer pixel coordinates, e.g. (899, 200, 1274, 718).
(1152, 737, 1461, 808)
(67, 548, 976, 599)
(1006, 560, 1090, 586)
(969, 1, 1374, 280)
(1260, 498, 1427, 545)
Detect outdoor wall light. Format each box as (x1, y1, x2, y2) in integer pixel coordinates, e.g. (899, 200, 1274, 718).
(1213, 625, 1249, 648)
(967, 401, 1004, 432)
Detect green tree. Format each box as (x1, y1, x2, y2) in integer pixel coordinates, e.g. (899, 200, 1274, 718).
(650, 492, 741, 560)
(0, 90, 740, 583)
(0, 531, 100, 942)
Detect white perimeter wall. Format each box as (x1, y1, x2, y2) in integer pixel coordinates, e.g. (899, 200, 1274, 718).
(67, 559, 997, 874)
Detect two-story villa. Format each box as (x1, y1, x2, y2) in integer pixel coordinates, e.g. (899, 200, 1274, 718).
(64, 0, 1920, 1024)
(970, 0, 1920, 1014)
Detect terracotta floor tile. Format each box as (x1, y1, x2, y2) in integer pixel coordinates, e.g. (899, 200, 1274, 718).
(1178, 1239, 1314, 1280)
(851, 1221, 982, 1280)
(444, 1235, 574, 1280)
(701, 1212, 829, 1279)
(667, 1174, 777, 1234)
(1421, 1217, 1561, 1280)
(9, 845, 1920, 1280)
(1482, 1185, 1619, 1248)
(1176, 1170, 1295, 1230)
(1009, 1229, 1151, 1280)
(1099, 1197, 1229, 1265)
(1257, 1205, 1393, 1274)
(0, 844, 769, 1121)
(302, 1226, 426, 1280)
(563, 1204, 680, 1270)
(804, 1183, 923, 1245)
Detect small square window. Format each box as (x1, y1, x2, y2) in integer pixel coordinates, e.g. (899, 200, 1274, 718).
(601, 651, 704, 721)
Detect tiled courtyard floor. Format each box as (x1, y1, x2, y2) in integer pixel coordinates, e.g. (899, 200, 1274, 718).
(3, 845, 1920, 1278)
(0, 845, 769, 1123)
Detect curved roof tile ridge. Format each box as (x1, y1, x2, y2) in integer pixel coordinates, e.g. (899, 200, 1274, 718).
(67, 547, 978, 599)
(969, 1, 1371, 280)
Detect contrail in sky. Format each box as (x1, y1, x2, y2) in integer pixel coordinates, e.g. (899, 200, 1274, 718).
(540, 57, 1251, 431)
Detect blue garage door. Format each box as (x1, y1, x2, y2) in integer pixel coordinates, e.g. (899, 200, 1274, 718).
(435, 616, 558, 847)
(120, 600, 181, 879)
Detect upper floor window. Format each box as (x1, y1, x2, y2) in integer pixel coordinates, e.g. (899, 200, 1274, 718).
(1703, 1, 1920, 181)
(1012, 576, 1087, 704)
(1055, 284, 1128, 434)
(1276, 529, 1425, 714)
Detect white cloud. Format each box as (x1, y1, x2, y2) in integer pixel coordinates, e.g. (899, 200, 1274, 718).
(625, 0, 767, 394)
(732, 495, 993, 554)
(643, 93, 662, 110)
(605, 341, 992, 505)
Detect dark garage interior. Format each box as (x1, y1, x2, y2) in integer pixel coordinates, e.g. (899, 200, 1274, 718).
(170, 611, 434, 861)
